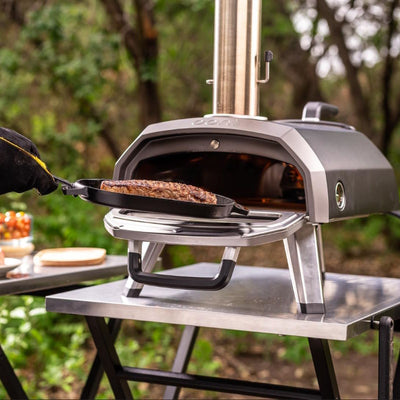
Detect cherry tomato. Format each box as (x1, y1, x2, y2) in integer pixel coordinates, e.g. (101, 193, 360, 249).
(12, 231, 21, 239)
(1, 211, 31, 239)
(16, 220, 24, 231)
(5, 217, 16, 229)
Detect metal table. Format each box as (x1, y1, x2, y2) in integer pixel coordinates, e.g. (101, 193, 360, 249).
(46, 263, 400, 399)
(0, 254, 127, 399)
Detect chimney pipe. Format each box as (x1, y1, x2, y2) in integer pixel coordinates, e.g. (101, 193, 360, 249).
(212, 0, 262, 116)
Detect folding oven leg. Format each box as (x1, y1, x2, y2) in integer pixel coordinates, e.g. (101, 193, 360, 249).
(85, 316, 133, 400)
(163, 325, 200, 400)
(0, 344, 28, 399)
(123, 242, 165, 297)
(80, 318, 122, 400)
(284, 223, 325, 314)
(308, 338, 340, 400)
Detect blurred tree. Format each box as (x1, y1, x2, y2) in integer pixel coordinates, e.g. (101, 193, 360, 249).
(290, 0, 400, 154)
(260, 1, 325, 118)
(0, 0, 123, 160)
(100, 0, 162, 128)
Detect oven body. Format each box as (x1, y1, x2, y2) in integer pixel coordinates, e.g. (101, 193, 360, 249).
(114, 116, 398, 224)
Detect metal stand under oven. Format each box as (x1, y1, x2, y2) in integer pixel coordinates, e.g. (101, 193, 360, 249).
(46, 264, 400, 399)
(104, 208, 326, 314)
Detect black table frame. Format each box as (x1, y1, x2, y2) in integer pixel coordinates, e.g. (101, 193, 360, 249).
(83, 314, 398, 400)
(0, 285, 123, 400)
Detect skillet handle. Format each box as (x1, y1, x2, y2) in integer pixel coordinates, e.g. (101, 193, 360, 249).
(128, 247, 239, 290)
(232, 203, 249, 216)
(53, 176, 88, 197)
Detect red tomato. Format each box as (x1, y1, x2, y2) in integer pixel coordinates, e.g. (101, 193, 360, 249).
(5, 217, 16, 229)
(0, 213, 5, 224)
(12, 231, 21, 239)
(5, 211, 16, 218)
(16, 220, 24, 231)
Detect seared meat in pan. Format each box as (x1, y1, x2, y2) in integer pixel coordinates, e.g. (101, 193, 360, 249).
(100, 179, 217, 204)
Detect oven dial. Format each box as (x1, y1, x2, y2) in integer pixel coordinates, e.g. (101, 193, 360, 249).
(335, 181, 346, 211)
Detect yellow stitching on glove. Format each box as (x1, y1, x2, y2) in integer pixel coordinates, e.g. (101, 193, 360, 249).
(0, 136, 54, 179)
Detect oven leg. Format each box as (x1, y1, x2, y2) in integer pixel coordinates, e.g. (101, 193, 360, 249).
(378, 316, 394, 400)
(308, 338, 340, 399)
(163, 325, 200, 400)
(316, 224, 326, 281)
(80, 318, 122, 400)
(85, 316, 133, 400)
(284, 223, 325, 314)
(0, 343, 28, 399)
(123, 242, 165, 297)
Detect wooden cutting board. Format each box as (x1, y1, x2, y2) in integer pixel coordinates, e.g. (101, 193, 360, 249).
(34, 247, 106, 266)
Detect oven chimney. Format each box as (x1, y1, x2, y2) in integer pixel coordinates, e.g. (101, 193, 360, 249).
(212, 0, 264, 116)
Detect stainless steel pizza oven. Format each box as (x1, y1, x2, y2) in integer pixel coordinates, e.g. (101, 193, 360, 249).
(102, 0, 399, 314)
(113, 113, 398, 224)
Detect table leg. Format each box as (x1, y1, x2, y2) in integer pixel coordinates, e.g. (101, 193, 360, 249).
(80, 318, 122, 400)
(393, 349, 400, 399)
(379, 316, 394, 400)
(85, 316, 133, 400)
(308, 338, 340, 400)
(163, 325, 199, 400)
(0, 344, 28, 399)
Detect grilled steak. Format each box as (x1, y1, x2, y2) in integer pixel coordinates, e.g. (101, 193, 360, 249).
(100, 179, 217, 204)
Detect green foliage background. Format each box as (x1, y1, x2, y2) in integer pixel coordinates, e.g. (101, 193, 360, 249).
(0, 0, 399, 397)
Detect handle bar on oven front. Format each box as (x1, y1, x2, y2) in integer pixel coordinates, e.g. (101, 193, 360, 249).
(128, 247, 240, 290)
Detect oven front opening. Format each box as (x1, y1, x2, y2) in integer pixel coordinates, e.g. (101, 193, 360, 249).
(133, 152, 306, 211)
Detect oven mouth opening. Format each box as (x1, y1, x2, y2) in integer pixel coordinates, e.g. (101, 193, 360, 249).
(132, 152, 306, 212)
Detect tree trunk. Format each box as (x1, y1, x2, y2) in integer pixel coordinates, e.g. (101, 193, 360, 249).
(100, 0, 162, 128)
(316, 0, 375, 140)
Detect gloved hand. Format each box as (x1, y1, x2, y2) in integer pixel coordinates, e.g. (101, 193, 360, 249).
(0, 127, 58, 195)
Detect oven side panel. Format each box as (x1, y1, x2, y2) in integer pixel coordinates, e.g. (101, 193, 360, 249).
(286, 124, 399, 220)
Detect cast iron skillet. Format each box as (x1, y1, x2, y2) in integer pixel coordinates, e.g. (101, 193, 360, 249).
(54, 177, 249, 219)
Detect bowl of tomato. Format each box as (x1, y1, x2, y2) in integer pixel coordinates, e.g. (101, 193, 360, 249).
(0, 211, 33, 257)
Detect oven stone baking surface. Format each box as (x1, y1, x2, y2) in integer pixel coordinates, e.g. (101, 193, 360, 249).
(45, 264, 400, 341)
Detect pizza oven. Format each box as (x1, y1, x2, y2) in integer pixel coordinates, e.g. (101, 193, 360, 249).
(112, 111, 398, 224)
(101, 105, 398, 315)
(97, 0, 399, 314)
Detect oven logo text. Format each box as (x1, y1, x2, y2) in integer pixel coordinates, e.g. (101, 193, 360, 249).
(193, 118, 239, 127)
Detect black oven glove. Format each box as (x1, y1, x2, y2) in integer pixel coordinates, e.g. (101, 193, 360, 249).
(0, 127, 58, 195)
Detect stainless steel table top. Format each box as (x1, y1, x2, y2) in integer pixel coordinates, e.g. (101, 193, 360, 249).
(46, 263, 400, 341)
(0, 255, 127, 296)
